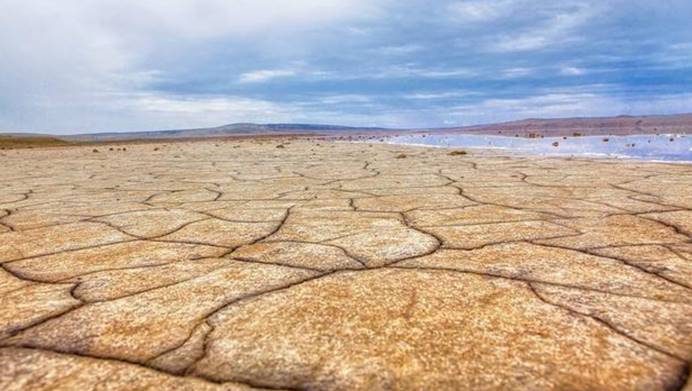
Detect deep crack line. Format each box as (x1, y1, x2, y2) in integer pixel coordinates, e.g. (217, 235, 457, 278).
(530, 241, 692, 291)
(182, 270, 335, 377)
(0, 345, 271, 390)
(387, 264, 692, 305)
(527, 282, 689, 364)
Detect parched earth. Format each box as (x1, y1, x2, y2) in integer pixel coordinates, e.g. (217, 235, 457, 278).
(0, 139, 691, 390)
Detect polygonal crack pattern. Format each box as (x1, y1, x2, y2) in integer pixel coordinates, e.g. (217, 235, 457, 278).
(0, 140, 690, 390)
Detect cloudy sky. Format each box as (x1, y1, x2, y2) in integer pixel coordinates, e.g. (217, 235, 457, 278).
(2, 0, 691, 134)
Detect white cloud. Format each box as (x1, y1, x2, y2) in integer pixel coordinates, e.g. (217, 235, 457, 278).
(238, 70, 297, 83)
(125, 94, 285, 115)
(446, 91, 692, 125)
(404, 91, 474, 100)
(447, 1, 509, 22)
(66, 92, 311, 132)
(317, 95, 373, 104)
(371, 65, 476, 79)
(499, 67, 535, 79)
(377, 44, 424, 56)
(0, 0, 377, 132)
(92, 0, 378, 41)
(491, 3, 598, 52)
(560, 66, 586, 76)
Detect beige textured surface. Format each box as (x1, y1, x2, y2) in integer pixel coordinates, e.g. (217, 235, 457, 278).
(0, 139, 690, 390)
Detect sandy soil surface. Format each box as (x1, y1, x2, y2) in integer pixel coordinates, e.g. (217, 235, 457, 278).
(0, 139, 691, 390)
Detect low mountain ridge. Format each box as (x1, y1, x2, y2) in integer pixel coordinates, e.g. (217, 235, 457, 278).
(3, 113, 691, 141)
(66, 123, 390, 141)
(438, 113, 692, 136)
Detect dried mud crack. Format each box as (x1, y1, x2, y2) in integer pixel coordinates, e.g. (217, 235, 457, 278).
(1, 139, 691, 390)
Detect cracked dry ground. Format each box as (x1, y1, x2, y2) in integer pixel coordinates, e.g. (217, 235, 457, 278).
(0, 139, 691, 391)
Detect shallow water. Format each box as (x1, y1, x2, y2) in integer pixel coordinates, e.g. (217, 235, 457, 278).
(380, 133, 691, 162)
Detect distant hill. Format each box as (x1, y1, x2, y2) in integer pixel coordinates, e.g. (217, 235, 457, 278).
(3, 113, 691, 142)
(433, 113, 692, 137)
(65, 123, 390, 141)
(0, 134, 73, 149)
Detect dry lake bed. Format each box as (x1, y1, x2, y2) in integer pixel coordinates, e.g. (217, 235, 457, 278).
(1, 139, 691, 390)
